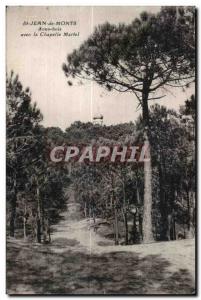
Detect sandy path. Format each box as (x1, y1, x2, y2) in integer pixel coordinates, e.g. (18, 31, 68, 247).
(51, 212, 195, 281)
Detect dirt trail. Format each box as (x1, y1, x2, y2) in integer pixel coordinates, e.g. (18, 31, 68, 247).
(7, 198, 195, 295)
(51, 212, 112, 253)
(51, 185, 113, 253)
(51, 202, 195, 281)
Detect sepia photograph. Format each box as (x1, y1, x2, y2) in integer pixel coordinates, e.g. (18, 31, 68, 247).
(6, 6, 196, 295)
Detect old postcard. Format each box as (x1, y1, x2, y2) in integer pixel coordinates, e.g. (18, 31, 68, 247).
(6, 6, 196, 295)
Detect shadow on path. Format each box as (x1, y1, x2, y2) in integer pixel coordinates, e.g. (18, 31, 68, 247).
(6, 240, 195, 295)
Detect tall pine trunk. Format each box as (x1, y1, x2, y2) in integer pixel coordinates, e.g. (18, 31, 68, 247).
(9, 177, 17, 237)
(122, 208, 128, 245)
(186, 190, 194, 238)
(141, 90, 154, 243)
(84, 201, 87, 218)
(142, 135, 154, 243)
(111, 175, 119, 245)
(36, 185, 42, 243)
(23, 200, 27, 239)
(114, 204, 119, 245)
(122, 180, 128, 245)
